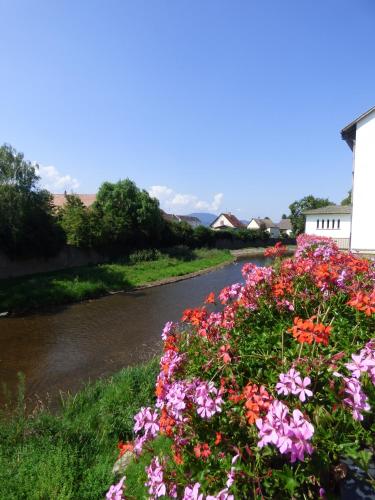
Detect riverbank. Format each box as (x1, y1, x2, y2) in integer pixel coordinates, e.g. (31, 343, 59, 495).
(0, 248, 233, 314)
(0, 359, 158, 499)
(231, 244, 296, 258)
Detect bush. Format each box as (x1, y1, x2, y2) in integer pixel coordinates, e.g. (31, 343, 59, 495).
(106, 235, 375, 499)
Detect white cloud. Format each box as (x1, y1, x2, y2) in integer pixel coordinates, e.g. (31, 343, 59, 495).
(148, 185, 224, 214)
(37, 165, 80, 192)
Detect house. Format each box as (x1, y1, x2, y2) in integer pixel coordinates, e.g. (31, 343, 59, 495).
(52, 193, 97, 208)
(210, 213, 245, 231)
(303, 205, 352, 249)
(161, 211, 201, 228)
(341, 106, 375, 253)
(277, 218, 293, 236)
(177, 215, 201, 228)
(247, 217, 280, 239)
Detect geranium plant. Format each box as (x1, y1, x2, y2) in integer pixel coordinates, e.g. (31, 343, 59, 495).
(107, 235, 375, 499)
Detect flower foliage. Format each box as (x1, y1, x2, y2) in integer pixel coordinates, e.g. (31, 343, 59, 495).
(107, 235, 375, 498)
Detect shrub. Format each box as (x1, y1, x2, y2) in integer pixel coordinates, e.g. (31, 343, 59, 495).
(128, 249, 162, 264)
(106, 235, 375, 499)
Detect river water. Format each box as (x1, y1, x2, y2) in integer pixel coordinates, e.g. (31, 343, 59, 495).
(0, 257, 268, 408)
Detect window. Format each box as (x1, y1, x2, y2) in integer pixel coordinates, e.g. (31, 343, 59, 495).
(337, 219, 340, 229)
(321, 219, 325, 229)
(316, 219, 320, 229)
(327, 219, 330, 229)
(332, 219, 335, 229)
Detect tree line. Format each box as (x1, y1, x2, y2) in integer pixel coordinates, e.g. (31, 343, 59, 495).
(0, 144, 270, 260)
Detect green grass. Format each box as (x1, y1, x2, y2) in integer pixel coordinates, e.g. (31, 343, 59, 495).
(0, 360, 158, 500)
(0, 248, 233, 313)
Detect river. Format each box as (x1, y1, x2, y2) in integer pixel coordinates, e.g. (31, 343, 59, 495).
(0, 257, 269, 409)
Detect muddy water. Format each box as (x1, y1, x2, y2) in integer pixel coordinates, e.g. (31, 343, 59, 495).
(0, 257, 268, 408)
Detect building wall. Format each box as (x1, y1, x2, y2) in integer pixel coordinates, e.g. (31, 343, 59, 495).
(351, 110, 375, 253)
(247, 219, 260, 230)
(305, 213, 351, 238)
(267, 227, 280, 239)
(211, 215, 234, 229)
(305, 213, 351, 249)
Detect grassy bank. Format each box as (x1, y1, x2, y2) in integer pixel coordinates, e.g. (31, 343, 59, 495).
(0, 360, 158, 499)
(0, 248, 233, 313)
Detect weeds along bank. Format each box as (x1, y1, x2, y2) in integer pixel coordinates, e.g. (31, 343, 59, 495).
(107, 236, 375, 499)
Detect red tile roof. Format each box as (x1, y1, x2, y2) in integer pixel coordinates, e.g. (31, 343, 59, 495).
(52, 194, 97, 208)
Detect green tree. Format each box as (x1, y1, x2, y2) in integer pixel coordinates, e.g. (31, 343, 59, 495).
(92, 179, 164, 248)
(57, 193, 93, 247)
(341, 189, 352, 206)
(0, 144, 65, 258)
(288, 195, 333, 235)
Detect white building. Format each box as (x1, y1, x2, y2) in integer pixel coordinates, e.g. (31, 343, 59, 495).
(210, 213, 245, 230)
(341, 106, 375, 253)
(247, 218, 280, 239)
(304, 205, 352, 249)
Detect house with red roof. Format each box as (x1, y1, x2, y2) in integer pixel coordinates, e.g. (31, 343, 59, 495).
(210, 213, 245, 231)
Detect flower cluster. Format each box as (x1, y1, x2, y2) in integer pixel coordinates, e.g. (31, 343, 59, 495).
(105, 237, 375, 498)
(289, 317, 331, 346)
(276, 368, 313, 402)
(256, 400, 314, 463)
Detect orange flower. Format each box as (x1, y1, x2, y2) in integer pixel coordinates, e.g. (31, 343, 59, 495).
(289, 316, 331, 346)
(159, 408, 175, 437)
(194, 443, 211, 459)
(205, 292, 215, 304)
(242, 383, 272, 425)
(117, 441, 134, 458)
(214, 432, 222, 445)
(348, 291, 375, 316)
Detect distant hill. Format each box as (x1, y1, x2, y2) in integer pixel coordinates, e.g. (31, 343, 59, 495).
(188, 212, 217, 227)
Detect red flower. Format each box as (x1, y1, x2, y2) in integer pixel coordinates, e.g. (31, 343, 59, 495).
(117, 441, 134, 458)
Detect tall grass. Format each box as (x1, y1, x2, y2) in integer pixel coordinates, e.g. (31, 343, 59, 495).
(0, 248, 233, 313)
(0, 360, 158, 499)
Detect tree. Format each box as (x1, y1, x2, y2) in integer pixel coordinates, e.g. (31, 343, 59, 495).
(288, 195, 333, 235)
(57, 193, 93, 247)
(0, 144, 65, 258)
(91, 179, 164, 248)
(341, 189, 352, 206)
(281, 214, 287, 219)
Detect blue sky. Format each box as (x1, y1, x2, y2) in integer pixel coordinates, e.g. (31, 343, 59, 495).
(1, 0, 374, 220)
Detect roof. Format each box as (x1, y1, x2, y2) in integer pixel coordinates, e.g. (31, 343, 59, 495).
(278, 218, 292, 230)
(210, 213, 245, 229)
(303, 205, 352, 215)
(178, 215, 201, 224)
(249, 217, 276, 229)
(52, 193, 97, 208)
(341, 105, 375, 150)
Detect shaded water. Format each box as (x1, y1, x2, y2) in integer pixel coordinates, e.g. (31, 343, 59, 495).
(0, 257, 268, 408)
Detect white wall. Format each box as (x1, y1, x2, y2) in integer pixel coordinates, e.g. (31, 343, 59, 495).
(305, 214, 351, 238)
(211, 214, 234, 229)
(351, 110, 375, 253)
(247, 219, 260, 230)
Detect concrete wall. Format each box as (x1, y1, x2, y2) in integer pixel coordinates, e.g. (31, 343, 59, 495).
(0, 246, 107, 280)
(351, 110, 375, 253)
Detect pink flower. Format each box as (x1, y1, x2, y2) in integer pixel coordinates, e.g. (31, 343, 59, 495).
(276, 369, 313, 402)
(294, 376, 313, 402)
(106, 476, 125, 500)
(194, 381, 223, 420)
(145, 457, 167, 498)
(183, 482, 203, 500)
(161, 321, 174, 340)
